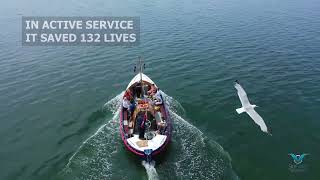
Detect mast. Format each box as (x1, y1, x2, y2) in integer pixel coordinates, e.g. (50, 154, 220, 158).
(138, 56, 145, 97)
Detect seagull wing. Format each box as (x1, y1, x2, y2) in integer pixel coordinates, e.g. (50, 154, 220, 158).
(246, 108, 268, 133)
(234, 82, 250, 107)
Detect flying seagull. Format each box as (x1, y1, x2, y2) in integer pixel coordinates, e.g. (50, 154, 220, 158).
(234, 80, 271, 135)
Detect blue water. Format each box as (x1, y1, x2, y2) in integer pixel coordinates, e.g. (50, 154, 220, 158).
(0, 0, 319, 179)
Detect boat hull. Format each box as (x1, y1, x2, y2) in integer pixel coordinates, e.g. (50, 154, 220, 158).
(119, 99, 172, 158)
(119, 73, 172, 159)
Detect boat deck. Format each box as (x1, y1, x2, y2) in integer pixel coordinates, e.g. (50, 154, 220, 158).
(127, 134, 167, 152)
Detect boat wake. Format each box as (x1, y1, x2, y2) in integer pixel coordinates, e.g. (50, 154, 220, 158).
(58, 91, 238, 180)
(59, 92, 124, 179)
(142, 160, 159, 180)
(160, 92, 239, 180)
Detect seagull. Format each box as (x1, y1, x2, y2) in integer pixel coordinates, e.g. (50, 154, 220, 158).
(234, 80, 271, 135)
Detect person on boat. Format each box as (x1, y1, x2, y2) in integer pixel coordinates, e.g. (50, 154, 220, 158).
(124, 89, 135, 112)
(155, 110, 166, 134)
(124, 89, 133, 101)
(123, 97, 135, 118)
(153, 89, 163, 105)
(137, 112, 146, 139)
(147, 84, 157, 96)
(122, 96, 131, 111)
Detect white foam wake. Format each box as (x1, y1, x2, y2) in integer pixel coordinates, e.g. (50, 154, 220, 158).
(160, 91, 238, 180)
(60, 91, 238, 180)
(161, 90, 186, 115)
(61, 92, 123, 179)
(64, 123, 108, 170)
(104, 91, 124, 114)
(142, 161, 159, 180)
